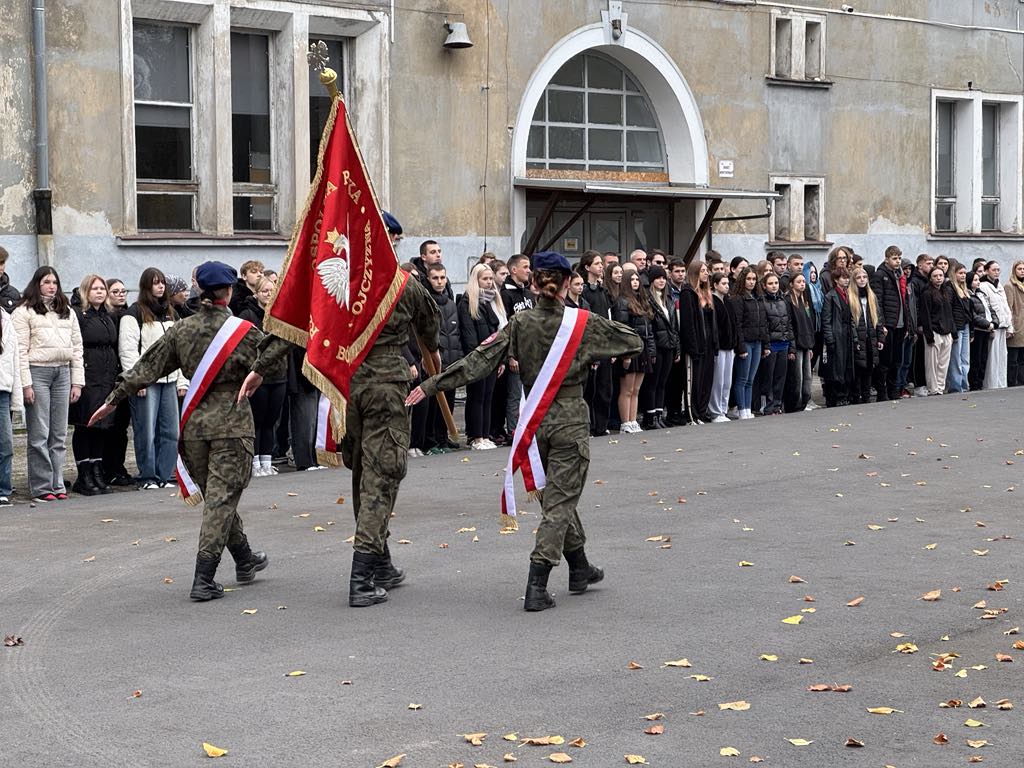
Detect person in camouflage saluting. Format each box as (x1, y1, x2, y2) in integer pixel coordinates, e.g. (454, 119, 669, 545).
(407, 251, 642, 612)
(241, 272, 440, 608)
(90, 262, 269, 602)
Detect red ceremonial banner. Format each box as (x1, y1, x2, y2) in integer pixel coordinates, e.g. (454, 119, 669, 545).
(266, 93, 408, 437)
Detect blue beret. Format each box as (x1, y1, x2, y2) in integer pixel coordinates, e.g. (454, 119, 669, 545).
(195, 261, 238, 290)
(532, 251, 572, 273)
(382, 210, 402, 235)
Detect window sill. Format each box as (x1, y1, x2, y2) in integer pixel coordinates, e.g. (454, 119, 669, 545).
(117, 233, 289, 247)
(765, 240, 834, 250)
(927, 232, 1024, 242)
(765, 76, 834, 89)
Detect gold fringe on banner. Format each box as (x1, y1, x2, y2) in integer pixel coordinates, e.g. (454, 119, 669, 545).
(500, 513, 519, 532)
(182, 490, 203, 507)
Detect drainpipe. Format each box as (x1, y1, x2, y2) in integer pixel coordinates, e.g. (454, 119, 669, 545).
(32, 0, 54, 267)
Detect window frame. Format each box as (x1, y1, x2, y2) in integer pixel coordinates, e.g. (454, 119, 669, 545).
(768, 175, 826, 244)
(768, 9, 828, 84)
(132, 20, 199, 232)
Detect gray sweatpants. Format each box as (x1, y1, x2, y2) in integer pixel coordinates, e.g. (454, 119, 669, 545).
(26, 364, 71, 497)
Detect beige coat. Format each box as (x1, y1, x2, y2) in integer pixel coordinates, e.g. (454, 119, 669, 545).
(0, 310, 25, 411)
(11, 304, 85, 387)
(1004, 280, 1024, 348)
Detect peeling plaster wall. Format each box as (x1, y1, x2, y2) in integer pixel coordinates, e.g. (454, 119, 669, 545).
(0, 1, 36, 235)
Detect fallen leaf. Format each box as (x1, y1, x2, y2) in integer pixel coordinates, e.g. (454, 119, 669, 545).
(924, 543, 938, 550)
(786, 738, 813, 746)
(129, 689, 142, 698)
(202, 743, 228, 758)
(933, 732, 949, 744)
(844, 540, 856, 546)
(503, 754, 517, 762)
(720, 747, 741, 757)
(867, 524, 885, 531)
(867, 707, 903, 715)
(241, 609, 258, 615)
(83, 555, 96, 563)
(464, 733, 487, 746)
(313, 526, 325, 532)
(457, 527, 477, 533)
(788, 575, 806, 584)
(100, 518, 117, 523)
(995, 699, 1013, 710)
(397, 539, 412, 544)
(759, 654, 778, 662)
(974, 549, 990, 557)
(832, 684, 853, 692)
(293, 513, 310, 518)
(955, 669, 969, 678)
(548, 754, 572, 764)
(568, 738, 586, 748)
(688, 674, 713, 681)
(689, 709, 705, 716)
(748, 758, 764, 764)
(643, 713, 664, 721)
(163, 577, 174, 584)
(967, 739, 989, 748)
(807, 684, 830, 692)
(407, 703, 421, 710)
(521, 736, 565, 746)
(719, 700, 751, 711)
(644, 535, 664, 542)
(995, 653, 1013, 662)
(801, 608, 816, 614)
(662, 658, 691, 667)
(964, 719, 987, 728)
(738, 561, 754, 567)
(845, 738, 864, 748)
(627, 661, 643, 670)
(798, 658, 815, 664)
(375, 755, 406, 768)
(164, 536, 178, 542)
(895, 643, 919, 654)
(968, 756, 983, 763)
(919, 589, 942, 601)
(804, 595, 816, 602)
(285, 670, 306, 677)
(847, 596, 865, 607)
(624, 757, 647, 765)
(940, 699, 962, 708)
(781, 615, 803, 625)
(286, 492, 298, 497)
(968, 697, 986, 709)
(643, 724, 663, 735)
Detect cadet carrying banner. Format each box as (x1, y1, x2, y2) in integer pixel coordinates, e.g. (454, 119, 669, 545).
(265, 91, 407, 446)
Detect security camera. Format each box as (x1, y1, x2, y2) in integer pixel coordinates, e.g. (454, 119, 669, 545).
(841, 4, 854, 11)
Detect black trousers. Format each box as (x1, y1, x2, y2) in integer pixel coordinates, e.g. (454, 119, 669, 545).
(876, 325, 905, 399)
(760, 347, 788, 413)
(912, 336, 927, 388)
(73, 425, 105, 464)
(1007, 347, 1024, 386)
(426, 389, 456, 448)
(640, 348, 674, 413)
(665, 357, 686, 418)
(466, 372, 496, 441)
(490, 371, 508, 439)
(251, 380, 286, 455)
(289, 388, 319, 470)
(970, 331, 990, 391)
(685, 354, 714, 421)
(584, 359, 613, 435)
(852, 366, 874, 403)
(101, 399, 131, 479)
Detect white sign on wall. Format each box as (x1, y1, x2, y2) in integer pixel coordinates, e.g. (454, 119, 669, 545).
(718, 160, 735, 179)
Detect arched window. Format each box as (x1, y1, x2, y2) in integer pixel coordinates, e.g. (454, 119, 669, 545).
(526, 52, 665, 174)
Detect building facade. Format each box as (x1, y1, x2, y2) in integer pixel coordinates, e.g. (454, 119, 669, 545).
(2, 0, 1023, 294)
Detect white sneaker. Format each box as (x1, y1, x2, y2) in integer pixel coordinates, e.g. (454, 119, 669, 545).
(482, 439, 498, 449)
(407, 448, 423, 458)
(914, 386, 929, 397)
(304, 465, 327, 471)
(620, 422, 634, 434)
(727, 407, 739, 419)
(471, 439, 488, 450)
(712, 414, 730, 423)
(804, 401, 820, 411)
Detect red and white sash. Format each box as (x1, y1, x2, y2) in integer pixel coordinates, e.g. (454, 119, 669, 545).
(175, 316, 253, 505)
(501, 307, 589, 524)
(315, 394, 339, 467)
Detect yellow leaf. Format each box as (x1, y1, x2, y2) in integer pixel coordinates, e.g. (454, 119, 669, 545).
(801, 607, 816, 613)
(995, 699, 1013, 710)
(968, 697, 986, 709)
(164, 536, 178, 542)
(503, 754, 518, 762)
(503, 733, 518, 741)
(867, 524, 884, 530)
(202, 743, 228, 758)
(662, 658, 692, 667)
(285, 670, 306, 677)
(974, 549, 990, 556)
(847, 596, 865, 607)
(759, 654, 778, 662)
(293, 513, 310, 518)
(407, 703, 421, 710)
(464, 732, 487, 746)
(645, 535, 664, 542)
(720, 747, 741, 756)
(313, 526, 325, 532)
(967, 739, 989, 748)
(866, 707, 902, 715)
(521, 736, 565, 746)
(548, 753, 572, 764)
(375, 755, 406, 768)
(627, 661, 643, 670)
(738, 561, 754, 567)
(798, 658, 814, 664)
(624, 756, 648, 765)
(894, 643, 919, 654)
(964, 719, 987, 727)
(643, 713, 664, 721)
(919, 589, 942, 601)
(781, 615, 803, 625)
(955, 669, 968, 678)
(457, 527, 477, 533)
(688, 674, 713, 681)
(568, 738, 586, 748)
(241, 608, 258, 615)
(163, 577, 174, 584)
(719, 700, 751, 711)
(786, 738, 813, 746)
(83, 555, 96, 563)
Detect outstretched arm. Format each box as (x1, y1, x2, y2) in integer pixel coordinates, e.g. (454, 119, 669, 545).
(91, 329, 181, 424)
(406, 324, 511, 406)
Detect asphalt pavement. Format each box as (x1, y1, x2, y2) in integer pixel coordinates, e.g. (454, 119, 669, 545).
(2, 390, 1023, 767)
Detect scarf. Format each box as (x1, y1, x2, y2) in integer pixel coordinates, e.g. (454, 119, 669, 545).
(480, 288, 497, 304)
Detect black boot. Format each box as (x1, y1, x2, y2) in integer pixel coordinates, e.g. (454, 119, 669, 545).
(90, 462, 111, 494)
(373, 543, 406, 589)
(72, 464, 98, 496)
(642, 411, 659, 430)
(228, 539, 269, 583)
(654, 410, 668, 429)
(349, 552, 388, 607)
(565, 548, 604, 594)
(189, 555, 225, 601)
(524, 561, 556, 612)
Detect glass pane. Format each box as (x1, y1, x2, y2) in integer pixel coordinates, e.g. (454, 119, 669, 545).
(550, 57, 584, 87)
(982, 203, 998, 231)
(526, 160, 545, 170)
(624, 73, 641, 93)
(935, 203, 954, 232)
(588, 93, 622, 125)
(527, 125, 545, 158)
(626, 95, 657, 128)
(589, 128, 622, 162)
(133, 23, 190, 102)
(233, 196, 274, 231)
(591, 216, 622, 254)
(549, 162, 586, 171)
(136, 123, 191, 180)
(308, 39, 345, 178)
(532, 97, 545, 122)
(232, 33, 271, 184)
(587, 55, 622, 90)
(307, 39, 344, 97)
(626, 131, 662, 163)
(137, 194, 194, 230)
(548, 90, 584, 123)
(633, 215, 663, 253)
(982, 103, 998, 197)
(935, 101, 954, 197)
(627, 165, 664, 173)
(548, 127, 584, 160)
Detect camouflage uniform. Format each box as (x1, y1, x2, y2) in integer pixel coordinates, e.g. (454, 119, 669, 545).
(106, 304, 263, 562)
(256, 277, 439, 555)
(420, 295, 642, 566)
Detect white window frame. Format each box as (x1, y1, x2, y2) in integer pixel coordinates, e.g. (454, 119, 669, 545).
(769, 176, 825, 244)
(769, 9, 826, 82)
(930, 89, 1023, 235)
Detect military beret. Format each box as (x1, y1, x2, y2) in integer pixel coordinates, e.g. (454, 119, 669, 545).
(195, 261, 238, 290)
(532, 251, 572, 274)
(382, 210, 403, 235)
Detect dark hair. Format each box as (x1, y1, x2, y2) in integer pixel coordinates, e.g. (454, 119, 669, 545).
(604, 262, 623, 302)
(711, 272, 730, 292)
(20, 266, 70, 318)
(532, 268, 567, 301)
(729, 266, 756, 298)
(579, 249, 603, 277)
(137, 267, 176, 324)
(0, 246, 8, 265)
(200, 286, 231, 304)
(885, 245, 902, 259)
(419, 240, 439, 257)
(768, 250, 787, 265)
(833, 266, 851, 282)
(426, 262, 447, 275)
(621, 271, 653, 318)
(668, 258, 686, 272)
(917, 253, 933, 266)
(705, 249, 724, 267)
(729, 256, 748, 272)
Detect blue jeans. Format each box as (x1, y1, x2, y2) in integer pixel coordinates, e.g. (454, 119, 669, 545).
(896, 334, 914, 390)
(0, 391, 12, 497)
(947, 325, 971, 393)
(130, 382, 179, 484)
(731, 341, 762, 410)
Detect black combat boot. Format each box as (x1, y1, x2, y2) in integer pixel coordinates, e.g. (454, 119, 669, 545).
(654, 410, 668, 429)
(641, 411, 659, 430)
(349, 552, 388, 607)
(189, 555, 225, 602)
(72, 464, 98, 496)
(565, 548, 604, 594)
(523, 561, 556, 612)
(373, 543, 405, 589)
(228, 539, 269, 583)
(90, 463, 111, 494)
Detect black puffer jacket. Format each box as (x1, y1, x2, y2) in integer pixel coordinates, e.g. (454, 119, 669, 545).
(945, 283, 971, 330)
(852, 299, 883, 369)
(787, 296, 816, 351)
(970, 292, 994, 333)
(0, 272, 21, 314)
(68, 305, 118, 427)
(763, 291, 794, 348)
(238, 296, 286, 382)
(731, 293, 769, 351)
(870, 263, 907, 328)
(713, 294, 741, 353)
(679, 285, 714, 356)
(613, 298, 656, 359)
(649, 293, 680, 355)
(431, 289, 463, 368)
(457, 294, 501, 355)
(920, 286, 954, 343)
(581, 280, 611, 320)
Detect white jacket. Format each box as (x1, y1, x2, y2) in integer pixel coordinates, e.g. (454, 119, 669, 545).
(10, 304, 86, 387)
(119, 310, 189, 389)
(0, 310, 24, 412)
(978, 281, 1014, 333)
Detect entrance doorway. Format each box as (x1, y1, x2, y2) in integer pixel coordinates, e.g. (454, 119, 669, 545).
(523, 197, 673, 259)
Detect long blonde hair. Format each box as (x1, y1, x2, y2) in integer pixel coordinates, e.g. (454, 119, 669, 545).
(848, 267, 880, 328)
(78, 274, 107, 309)
(465, 263, 507, 325)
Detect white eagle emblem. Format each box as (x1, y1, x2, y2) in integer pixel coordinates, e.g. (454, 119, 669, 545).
(319, 228, 350, 309)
